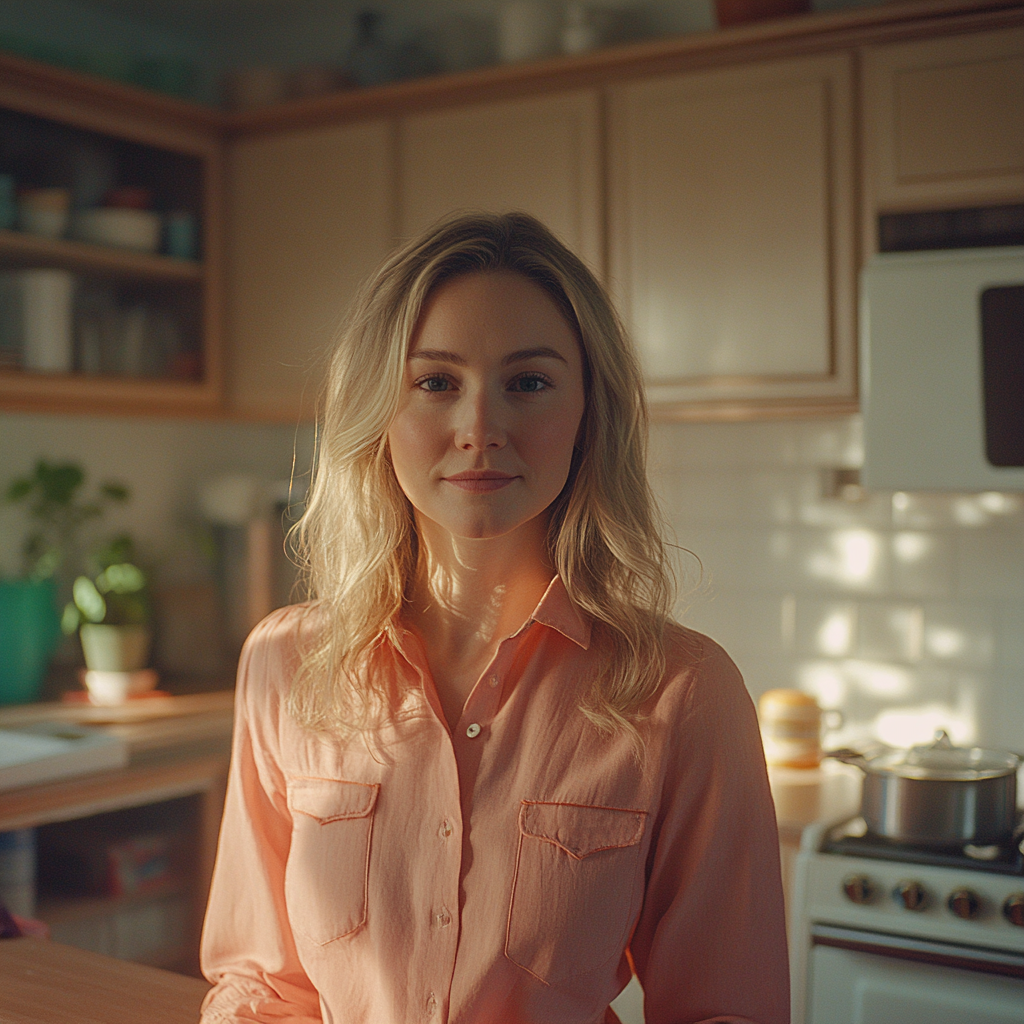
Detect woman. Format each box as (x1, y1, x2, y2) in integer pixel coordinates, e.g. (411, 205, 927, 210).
(200, 213, 788, 1024)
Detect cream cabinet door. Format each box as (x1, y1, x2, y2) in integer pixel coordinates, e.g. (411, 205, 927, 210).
(398, 91, 602, 274)
(608, 53, 856, 416)
(862, 26, 1024, 235)
(226, 119, 395, 421)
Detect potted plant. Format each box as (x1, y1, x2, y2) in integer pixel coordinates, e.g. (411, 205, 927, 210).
(62, 535, 152, 673)
(1, 461, 128, 704)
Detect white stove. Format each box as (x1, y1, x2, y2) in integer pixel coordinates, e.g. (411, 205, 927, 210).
(789, 817, 1024, 1024)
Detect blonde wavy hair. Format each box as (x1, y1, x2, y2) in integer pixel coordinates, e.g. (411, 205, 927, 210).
(290, 212, 674, 739)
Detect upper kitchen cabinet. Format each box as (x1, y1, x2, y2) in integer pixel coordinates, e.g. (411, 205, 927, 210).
(397, 91, 602, 274)
(0, 55, 224, 417)
(608, 53, 856, 418)
(861, 25, 1024, 248)
(226, 119, 395, 421)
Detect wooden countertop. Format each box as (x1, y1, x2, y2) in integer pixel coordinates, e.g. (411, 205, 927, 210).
(0, 938, 209, 1024)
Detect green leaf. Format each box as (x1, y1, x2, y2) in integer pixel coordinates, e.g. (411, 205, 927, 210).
(96, 562, 146, 595)
(72, 575, 106, 623)
(5, 478, 33, 503)
(39, 463, 84, 505)
(100, 482, 130, 502)
(61, 602, 82, 634)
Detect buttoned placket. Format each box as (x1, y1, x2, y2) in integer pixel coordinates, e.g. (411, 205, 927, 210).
(455, 618, 533, 744)
(397, 632, 466, 1024)
(399, 620, 538, 1023)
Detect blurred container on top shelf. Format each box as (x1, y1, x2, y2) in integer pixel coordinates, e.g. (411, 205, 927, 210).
(287, 65, 355, 100)
(715, 0, 810, 27)
(346, 10, 399, 87)
(223, 66, 289, 110)
(424, 13, 496, 74)
(561, 3, 602, 54)
(498, 0, 561, 63)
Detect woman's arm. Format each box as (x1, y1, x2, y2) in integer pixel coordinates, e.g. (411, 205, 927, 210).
(629, 637, 789, 1024)
(200, 614, 322, 1024)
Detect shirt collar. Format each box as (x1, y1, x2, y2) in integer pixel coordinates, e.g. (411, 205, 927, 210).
(529, 576, 591, 650)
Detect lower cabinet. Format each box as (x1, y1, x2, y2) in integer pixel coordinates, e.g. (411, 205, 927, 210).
(607, 52, 857, 417)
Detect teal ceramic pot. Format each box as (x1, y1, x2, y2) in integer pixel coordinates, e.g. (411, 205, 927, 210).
(0, 578, 62, 705)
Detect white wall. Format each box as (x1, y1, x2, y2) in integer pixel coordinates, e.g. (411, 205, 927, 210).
(650, 416, 1024, 753)
(0, 411, 314, 582)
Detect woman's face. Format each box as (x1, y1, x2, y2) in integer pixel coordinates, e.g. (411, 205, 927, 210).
(388, 270, 586, 544)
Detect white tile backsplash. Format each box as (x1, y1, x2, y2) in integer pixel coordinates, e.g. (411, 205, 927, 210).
(653, 416, 1024, 752)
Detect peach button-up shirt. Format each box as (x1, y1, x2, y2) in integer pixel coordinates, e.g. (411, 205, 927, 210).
(200, 578, 788, 1024)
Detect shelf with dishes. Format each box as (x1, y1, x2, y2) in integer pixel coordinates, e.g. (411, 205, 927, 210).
(0, 228, 202, 282)
(0, 59, 222, 416)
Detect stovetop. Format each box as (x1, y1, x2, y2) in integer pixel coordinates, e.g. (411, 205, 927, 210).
(822, 816, 1024, 876)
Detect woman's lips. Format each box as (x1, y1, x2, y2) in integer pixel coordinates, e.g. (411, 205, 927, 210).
(443, 472, 517, 493)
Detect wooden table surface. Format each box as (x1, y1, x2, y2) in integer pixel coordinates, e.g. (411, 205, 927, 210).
(0, 938, 210, 1024)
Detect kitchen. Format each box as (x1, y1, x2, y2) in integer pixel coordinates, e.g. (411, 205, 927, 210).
(0, 0, 1022, 1021)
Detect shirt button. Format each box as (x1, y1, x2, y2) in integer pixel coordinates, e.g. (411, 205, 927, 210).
(425, 992, 437, 1015)
(488, 674, 499, 687)
(466, 722, 481, 738)
(435, 907, 452, 928)
(439, 819, 453, 839)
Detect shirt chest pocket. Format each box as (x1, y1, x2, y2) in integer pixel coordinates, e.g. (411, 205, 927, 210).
(505, 800, 648, 986)
(285, 777, 379, 946)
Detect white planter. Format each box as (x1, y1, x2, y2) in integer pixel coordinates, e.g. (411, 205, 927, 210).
(79, 624, 152, 672)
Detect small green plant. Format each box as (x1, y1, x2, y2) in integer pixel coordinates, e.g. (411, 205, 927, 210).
(62, 534, 150, 633)
(4, 461, 129, 581)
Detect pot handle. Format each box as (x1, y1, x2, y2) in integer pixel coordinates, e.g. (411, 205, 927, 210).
(824, 747, 869, 767)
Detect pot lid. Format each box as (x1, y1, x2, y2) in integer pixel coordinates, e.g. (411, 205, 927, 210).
(868, 731, 1020, 781)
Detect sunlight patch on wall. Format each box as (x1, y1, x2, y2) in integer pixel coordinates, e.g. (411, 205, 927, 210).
(807, 529, 882, 588)
(873, 695, 976, 748)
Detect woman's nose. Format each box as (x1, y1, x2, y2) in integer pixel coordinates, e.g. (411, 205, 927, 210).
(454, 389, 506, 451)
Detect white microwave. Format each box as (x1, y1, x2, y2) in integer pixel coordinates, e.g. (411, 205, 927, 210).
(860, 247, 1024, 492)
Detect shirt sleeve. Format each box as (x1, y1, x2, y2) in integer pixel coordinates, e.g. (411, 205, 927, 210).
(200, 613, 322, 1024)
(628, 636, 790, 1024)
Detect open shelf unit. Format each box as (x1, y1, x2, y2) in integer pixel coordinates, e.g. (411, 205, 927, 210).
(0, 52, 223, 417)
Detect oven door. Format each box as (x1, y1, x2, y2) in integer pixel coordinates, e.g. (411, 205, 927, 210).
(807, 925, 1024, 1024)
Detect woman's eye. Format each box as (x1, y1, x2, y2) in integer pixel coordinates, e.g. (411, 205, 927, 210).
(416, 375, 453, 392)
(509, 373, 553, 394)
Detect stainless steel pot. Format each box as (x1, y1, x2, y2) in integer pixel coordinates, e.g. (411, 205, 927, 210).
(828, 731, 1020, 847)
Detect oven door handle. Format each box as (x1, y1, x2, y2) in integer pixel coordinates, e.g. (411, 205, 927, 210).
(811, 923, 1024, 979)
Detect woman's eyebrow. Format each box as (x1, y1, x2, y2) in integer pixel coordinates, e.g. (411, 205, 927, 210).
(408, 349, 466, 364)
(407, 347, 567, 365)
(502, 347, 567, 365)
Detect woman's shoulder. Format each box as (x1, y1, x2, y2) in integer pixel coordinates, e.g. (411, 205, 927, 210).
(236, 602, 320, 696)
(656, 619, 749, 716)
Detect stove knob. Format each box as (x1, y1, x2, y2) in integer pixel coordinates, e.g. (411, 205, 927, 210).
(1003, 893, 1024, 927)
(947, 888, 981, 920)
(893, 880, 928, 911)
(842, 874, 875, 904)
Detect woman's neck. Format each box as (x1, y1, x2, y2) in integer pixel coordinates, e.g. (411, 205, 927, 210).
(404, 512, 554, 727)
